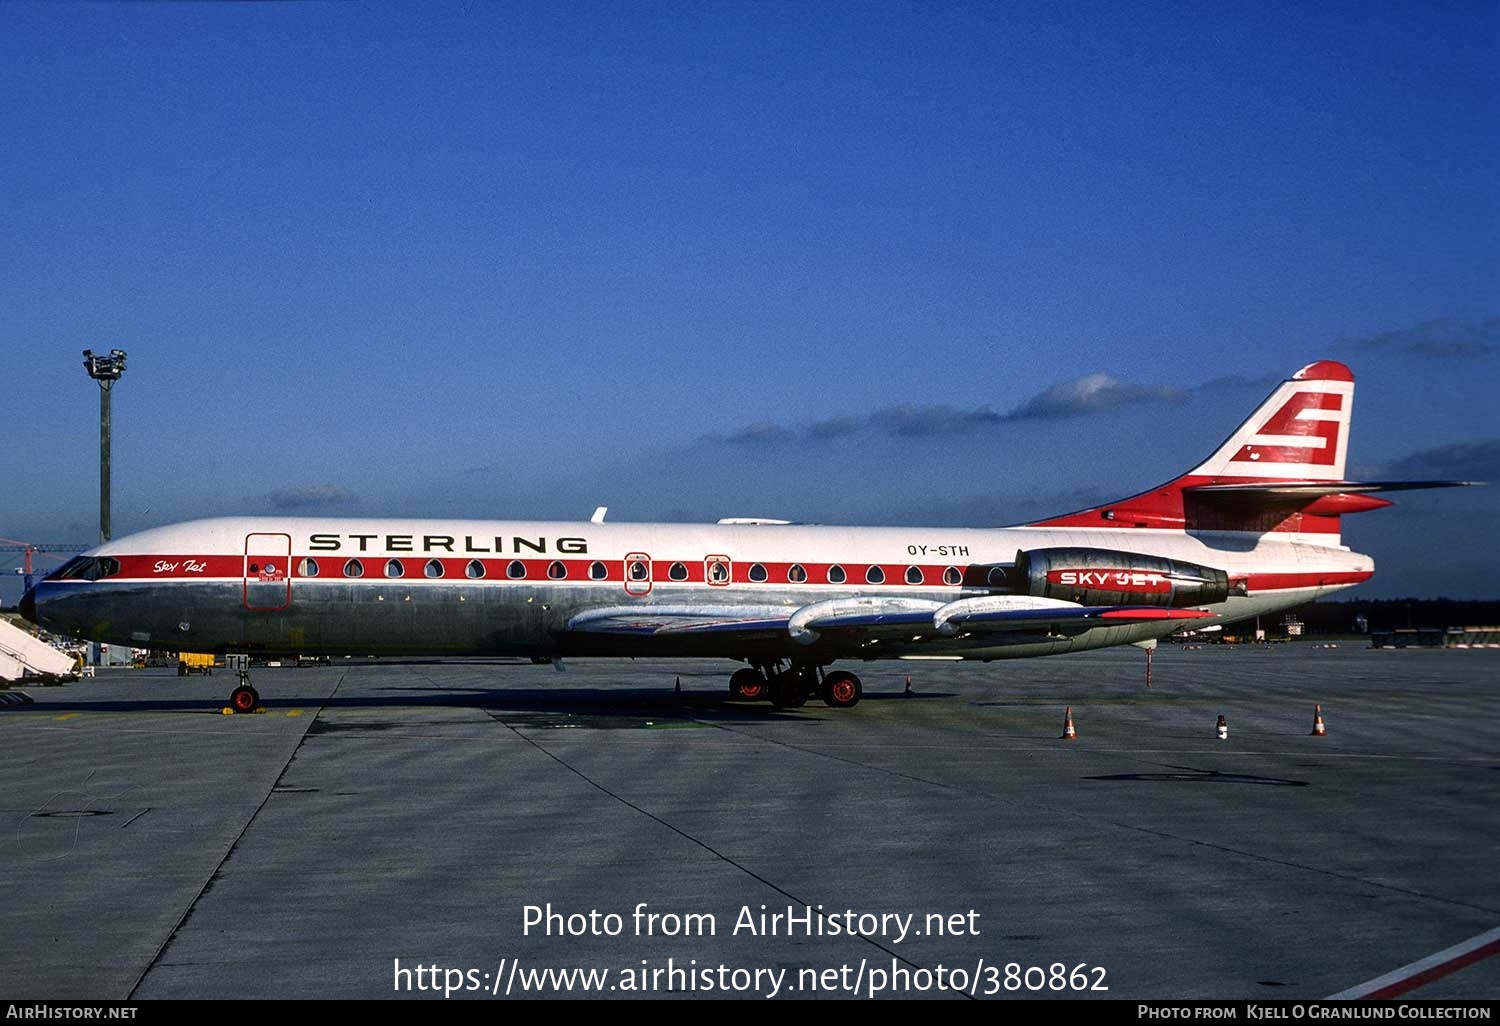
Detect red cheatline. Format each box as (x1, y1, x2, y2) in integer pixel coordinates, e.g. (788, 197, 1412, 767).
(1326, 926, 1500, 999)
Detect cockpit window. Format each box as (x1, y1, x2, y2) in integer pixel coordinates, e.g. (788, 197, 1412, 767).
(51, 556, 121, 581)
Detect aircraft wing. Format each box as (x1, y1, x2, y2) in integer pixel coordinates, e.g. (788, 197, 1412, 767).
(566, 605, 794, 637)
(938, 603, 1214, 634)
(567, 597, 1214, 646)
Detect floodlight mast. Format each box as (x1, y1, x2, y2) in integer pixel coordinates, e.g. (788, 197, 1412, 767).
(83, 349, 127, 544)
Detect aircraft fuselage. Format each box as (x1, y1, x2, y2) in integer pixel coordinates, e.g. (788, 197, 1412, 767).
(27, 516, 1372, 662)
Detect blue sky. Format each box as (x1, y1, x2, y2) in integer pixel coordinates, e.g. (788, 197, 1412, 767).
(2, 1, 1496, 603)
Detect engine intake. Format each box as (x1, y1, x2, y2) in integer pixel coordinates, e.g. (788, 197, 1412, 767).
(1015, 547, 1229, 608)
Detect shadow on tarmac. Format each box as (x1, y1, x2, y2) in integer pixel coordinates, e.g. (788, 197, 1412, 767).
(4, 684, 959, 721)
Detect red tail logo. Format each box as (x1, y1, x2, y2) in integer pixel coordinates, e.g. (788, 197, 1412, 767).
(1230, 391, 1343, 468)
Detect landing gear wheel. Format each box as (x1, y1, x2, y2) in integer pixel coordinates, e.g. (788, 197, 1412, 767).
(729, 667, 767, 701)
(770, 670, 810, 709)
(820, 671, 862, 709)
(229, 684, 260, 713)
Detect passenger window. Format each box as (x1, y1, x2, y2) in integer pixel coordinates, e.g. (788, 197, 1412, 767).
(629, 560, 649, 581)
(548, 560, 567, 580)
(668, 562, 688, 581)
(507, 560, 527, 579)
(943, 566, 961, 586)
(865, 566, 885, 584)
(706, 558, 730, 585)
(465, 560, 486, 579)
(344, 559, 365, 578)
(589, 561, 608, 580)
(298, 558, 319, 577)
(827, 565, 846, 584)
(424, 559, 444, 578)
(905, 566, 924, 585)
(748, 563, 768, 582)
(788, 564, 807, 583)
(385, 559, 405, 578)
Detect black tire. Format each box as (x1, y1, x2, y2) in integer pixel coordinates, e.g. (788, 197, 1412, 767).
(729, 667, 767, 701)
(821, 671, 862, 709)
(229, 685, 260, 713)
(177, 663, 187, 677)
(770, 671, 809, 709)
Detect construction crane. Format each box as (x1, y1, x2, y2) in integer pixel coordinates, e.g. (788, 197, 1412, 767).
(1, 539, 90, 594)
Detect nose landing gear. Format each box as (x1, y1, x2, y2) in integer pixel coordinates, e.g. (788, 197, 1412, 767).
(228, 678, 260, 713)
(223, 655, 261, 713)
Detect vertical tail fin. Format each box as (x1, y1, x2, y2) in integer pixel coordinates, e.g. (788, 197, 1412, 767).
(1184, 360, 1353, 482)
(1029, 362, 1359, 537)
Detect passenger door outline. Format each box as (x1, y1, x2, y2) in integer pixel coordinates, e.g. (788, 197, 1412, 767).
(243, 533, 292, 611)
(623, 552, 652, 596)
(705, 555, 732, 587)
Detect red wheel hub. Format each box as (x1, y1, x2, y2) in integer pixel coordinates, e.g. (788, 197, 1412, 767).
(831, 680, 855, 703)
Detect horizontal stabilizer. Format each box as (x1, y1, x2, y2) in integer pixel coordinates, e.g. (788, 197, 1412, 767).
(1186, 480, 1477, 498)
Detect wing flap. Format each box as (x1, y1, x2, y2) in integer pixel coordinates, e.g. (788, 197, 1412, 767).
(943, 605, 1215, 634)
(931, 594, 1215, 636)
(566, 605, 792, 637)
(566, 597, 1214, 646)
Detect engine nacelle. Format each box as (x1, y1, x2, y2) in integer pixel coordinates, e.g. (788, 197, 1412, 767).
(1015, 548, 1229, 608)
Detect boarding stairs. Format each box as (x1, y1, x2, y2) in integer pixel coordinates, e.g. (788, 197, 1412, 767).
(0, 617, 77, 682)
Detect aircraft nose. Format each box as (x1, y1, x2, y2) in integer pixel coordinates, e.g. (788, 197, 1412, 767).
(19, 586, 38, 624)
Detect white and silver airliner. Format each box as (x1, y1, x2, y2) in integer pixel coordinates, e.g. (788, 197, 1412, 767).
(20, 361, 1462, 712)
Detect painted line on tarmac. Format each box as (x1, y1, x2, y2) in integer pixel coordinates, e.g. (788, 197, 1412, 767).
(1327, 925, 1500, 999)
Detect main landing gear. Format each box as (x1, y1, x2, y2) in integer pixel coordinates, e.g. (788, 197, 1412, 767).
(728, 663, 862, 709)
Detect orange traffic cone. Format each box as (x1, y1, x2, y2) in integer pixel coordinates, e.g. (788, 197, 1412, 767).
(1216, 714, 1228, 741)
(1061, 706, 1077, 740)
(1311, 704, 1326, 736)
